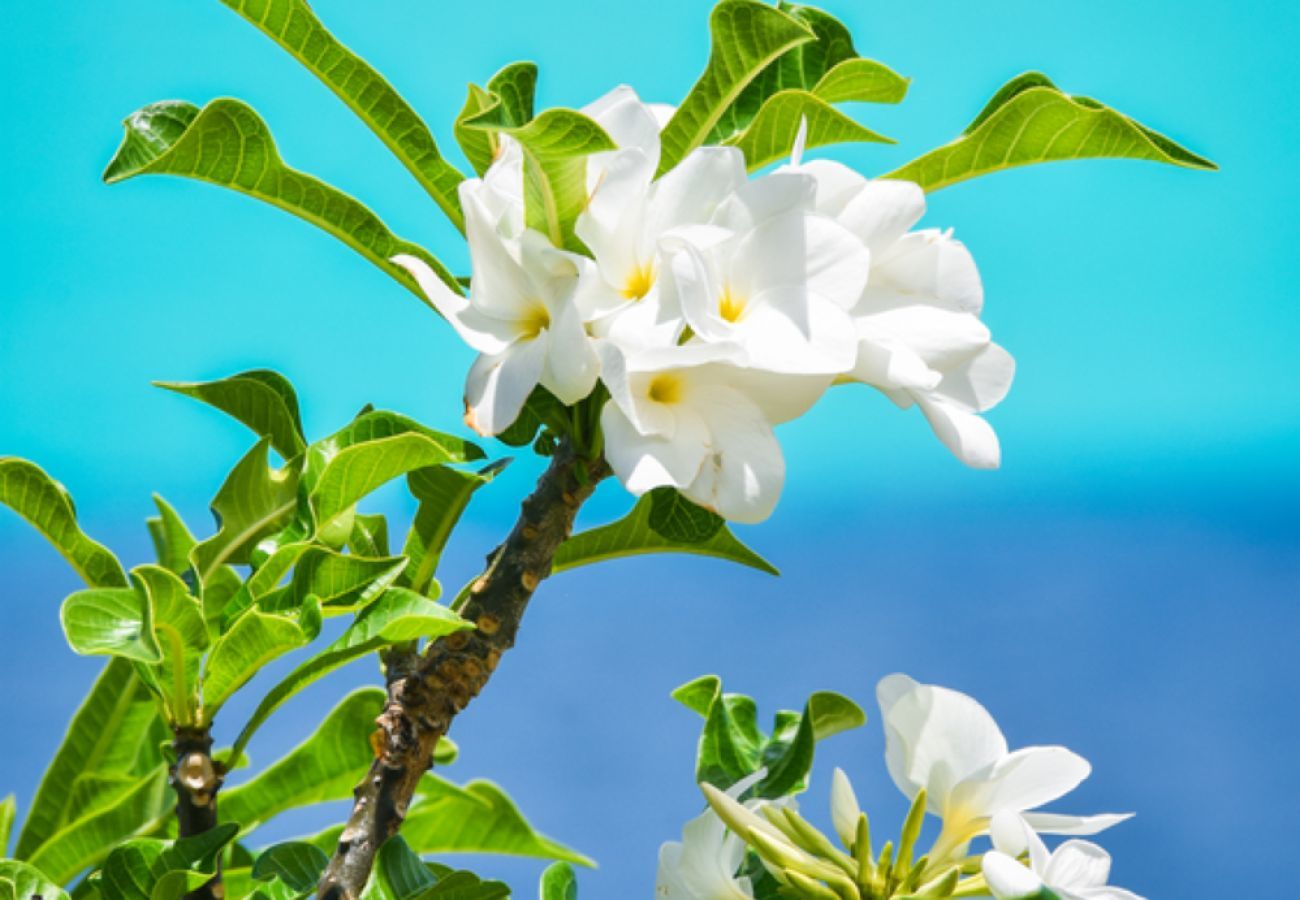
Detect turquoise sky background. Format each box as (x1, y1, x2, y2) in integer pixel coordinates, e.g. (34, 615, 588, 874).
(1, 1, 1297, 896)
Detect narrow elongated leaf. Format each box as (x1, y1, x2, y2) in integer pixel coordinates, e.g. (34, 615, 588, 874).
(251, 841, 328, 893)
(0, 795, 15, 856)
(886, 72, 1216, 192)
(217, 0, 467, 231)
(403, 778, 593, 867)
(672, 676, 864, 800)
(553, 493, 777, 575)
(103, 98, 459, 301)
(133, 565, 208, 724)
(729, 90, 892, 171)
(400, 462, 506, 595)
(191, 439, 299, 583)
(0, 459, 125, 588)
(220, 689, 385, 836)
(656, 0, 814, 175)
(0, 860, 69, 900)
(25, 769, 169, 885)
(201, 599, 319, 718)
(146, 496, 198, 576)
(15, 660, 161, 859)
(156, 370, 305, 460)
(97, 824, 237, 900)
(228, 588, 471, 762)
(539, 862, 577, 900)
(60, 587, 161, 664)
(462, 106, 615, 251)
(455, 63, 538, 177)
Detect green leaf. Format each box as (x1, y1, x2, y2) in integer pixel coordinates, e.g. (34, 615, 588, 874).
(0, 458, 126, 588)
(156, 370, 306, 460)
(811, 58, 909, 105)
(228, 588, 471, 763)
(0, 796, 15, 856)
(495, 387, 567, 449)
(403, 778, 593, 867)
(553, 492, 777, 576)
(220, 688, 385, 836)
(217, 0, 467, 232)
(416, 872, 510, 900)
(132, 566, 209, 725)
(191, 439, 299, 583)
(60, 587, 161, 664)
(25, 769, 169, 885)
(146, 496, 198, 577)
(15, 659, 162, 860)
(400, 462, 506, 595)
(885, 72, 1216, 192)
(0, 860, 69, 900)
(265, 546, 407, 614)
(648, 488, 724, 543)
(455, 63, 538, 177)
(304, 412, 483, 537)
(350, 513, 391, 557)
(363, 836, 434, 900)
(728, 90, 892, 171)
(462, 106, 615, 251)
(251, 841, 328, 893)
(103, 98, 459, 302)
(539, 862, 577, 900)
(97, 824, 237, 900)
(656, 0, 814, 176)
(673, 675, 865, 800)
(201, 600, 318, 718)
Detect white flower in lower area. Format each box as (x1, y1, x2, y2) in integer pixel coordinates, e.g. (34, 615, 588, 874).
(656, 771, 774, 900)
(794, 157, 1015, 468)
(876, 674, 1131, 865)
(983, 812, 1144, 900)
(394, 184, 597, 437)
(598, 341, 826, 523)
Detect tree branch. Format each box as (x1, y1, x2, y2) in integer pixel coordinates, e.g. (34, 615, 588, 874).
(317, 441, 609, 897)
(171, 726, 225, 900)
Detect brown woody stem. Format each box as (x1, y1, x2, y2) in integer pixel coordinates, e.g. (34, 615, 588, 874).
(317, 442, 609, 898)
(171, 726, 225, 900)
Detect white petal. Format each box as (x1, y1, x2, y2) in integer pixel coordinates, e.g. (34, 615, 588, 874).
(850, 337, 943, 393)
(583, 85, 663, 174)
(1044, 841, 1113, 891)
(712, 170, 815, 231)
(952, 746, 1092, 822)
(933, 343, 1016, 413)
(990, 812, 1051, 875)
(871, 229, 984, 314)
(876, 674, 1009, 811)
(1022, 812, 1134, 837)
(916, 397, 1002, 469)
(539, 301, 599, 404)
(601, 401, 708, 494)
(725, 369, 831, 425)
(648, 147, 747, 238)
(1077, 889, 1144, 900)
(577, 147, 655, 291)
(463, 338, 548, 437)
(684, 385, 785, 524)
(734, 289, 858, 375)
(836, 178, 926, 254)
(460, 186, 540, 320)
(830, 768, 861, 848)
(391, 254, 515, 355)
(794, 159, 868, 217)
(982, 851, 1045, 900)
(729, 212, 871, 310)
(596, 341, 672, 436)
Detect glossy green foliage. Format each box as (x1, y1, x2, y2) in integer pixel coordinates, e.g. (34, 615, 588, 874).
(400, 462, 508, 596)
(887, 72, 1216, 191)
(554, 491, 778, 576)
(0, 860, 70, 900)
(455, 62, 539, 177)
(157, 371, 306, 460)
(217, 0, 467, 231)
(539, 862, 578, 900)
(94, 824, 237, 900)
(673, 675, 865, 799)
(103, 99, 458, 302)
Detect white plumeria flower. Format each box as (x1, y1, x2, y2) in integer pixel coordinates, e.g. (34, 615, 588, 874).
(598, 341, 825, 524)
(983, 812, 1144, 900)
(788, 149, 1015, 467)
(394, 181, 598, 436)
(657, 770, 788, 899)
(876, 674, 1132, 865)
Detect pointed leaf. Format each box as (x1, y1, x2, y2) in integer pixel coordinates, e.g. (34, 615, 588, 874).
(539, 862, 577, 900)
(15, 660, 162, 860)
(191, 439, 299, 583)
(0, 860, 69, 900)
(455, 63, 538, 177)
(553, 492, 777, 575)
(264, 546, 407, 614)
(886, 72, 1216, 192)
(728, 89, 892, 171)
(156, 370, 305, 460)
(0, 459, 126, 588)
(759, 691, 865, 798)
(201, 600, 318, 718)
(403, 778, 593, 867)
(220, 688, 385, 836)
(97, 824, 237, 900)
(363, 836, 435, 900)
(251, 841, 329, 893)
(0, 795, 15, 856)
(217, 0, 467, 231)
(812, 58, 909, 105)
(228, 588, 471, 762)
(146, 496, 198, 576)
(400, 462, 506, 595)
(350, 513, 391, 557)
(103, 98, 459, 301)
(656, 0, 814, 175)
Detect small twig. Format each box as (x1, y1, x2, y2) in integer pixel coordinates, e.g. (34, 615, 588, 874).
(317, 441, 608, 898)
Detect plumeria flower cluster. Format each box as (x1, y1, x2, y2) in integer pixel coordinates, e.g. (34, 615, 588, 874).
(658, 674, 1140, 899)
(396, 86, 1013, 524)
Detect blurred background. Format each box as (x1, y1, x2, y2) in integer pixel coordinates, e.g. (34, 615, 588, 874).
(2, 0, 1296, 896)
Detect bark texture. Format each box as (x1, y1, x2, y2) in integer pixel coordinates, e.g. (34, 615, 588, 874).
(317, 444, 608, 898)
(171, 726, 225, 900)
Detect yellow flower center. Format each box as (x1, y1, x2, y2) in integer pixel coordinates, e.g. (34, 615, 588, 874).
(719, 286, 747, 323)
(647, 373, 683, 405)
(622, 263, 657, 301)
(519, 302, 551, 339)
